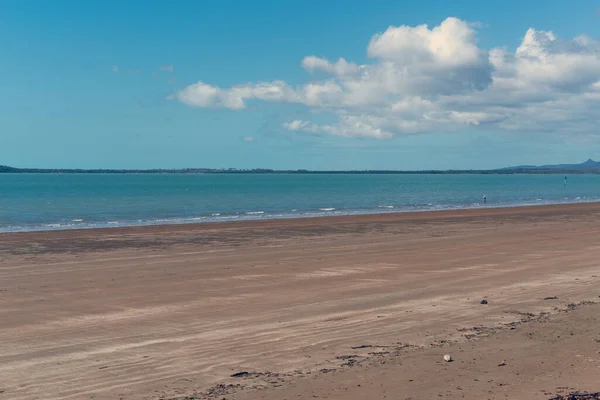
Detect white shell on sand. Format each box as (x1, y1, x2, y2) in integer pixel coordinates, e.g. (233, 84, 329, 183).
(443, 354, 452, 362)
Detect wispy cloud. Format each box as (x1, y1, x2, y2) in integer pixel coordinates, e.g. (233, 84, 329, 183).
(160, 64, 174, 72)
(243, 136, 255, 142)
(111, 65, 119, 73)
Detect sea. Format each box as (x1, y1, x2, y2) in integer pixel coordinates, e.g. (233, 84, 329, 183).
(0, 173, 598, 232)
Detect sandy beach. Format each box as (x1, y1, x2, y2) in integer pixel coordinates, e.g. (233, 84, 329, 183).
(2, 203, 600, 400)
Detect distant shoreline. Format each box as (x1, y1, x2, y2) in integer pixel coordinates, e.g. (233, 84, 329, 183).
(0, 167, 598, 174)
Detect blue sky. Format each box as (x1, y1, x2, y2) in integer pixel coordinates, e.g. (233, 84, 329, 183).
(1, 0, 599, 170)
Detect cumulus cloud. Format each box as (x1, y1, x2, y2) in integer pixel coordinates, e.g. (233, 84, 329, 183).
(172, 17, 600, 138)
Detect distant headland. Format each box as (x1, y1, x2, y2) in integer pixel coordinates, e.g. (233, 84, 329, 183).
(2, 160, 600, 174)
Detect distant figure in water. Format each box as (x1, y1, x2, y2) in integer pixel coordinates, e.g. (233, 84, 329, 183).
(564, 176, 567, 187)
(483, 195, 487, 204)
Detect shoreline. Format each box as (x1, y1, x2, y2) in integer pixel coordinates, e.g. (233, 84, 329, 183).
(3, 200, 600, 237)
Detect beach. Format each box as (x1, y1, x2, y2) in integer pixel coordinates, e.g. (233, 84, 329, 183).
(2, 203, 600, 399)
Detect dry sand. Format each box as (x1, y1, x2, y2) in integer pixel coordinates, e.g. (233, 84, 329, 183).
(2, 203, 600, 399)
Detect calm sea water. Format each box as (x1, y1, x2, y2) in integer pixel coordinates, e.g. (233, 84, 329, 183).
(0, 173, 598, 232)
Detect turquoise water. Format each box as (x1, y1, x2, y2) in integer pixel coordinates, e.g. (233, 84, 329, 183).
(0, 173, 598, 232)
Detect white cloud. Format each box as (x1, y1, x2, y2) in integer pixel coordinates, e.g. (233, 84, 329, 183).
(367, 17, 486, 67)
(284, 117, 392, 139)
(243, 136, 255, 142)
(283, 120, 309, 131)
(301, 56, 359, 76)
(176, 80, 293, 109)
(176, 82, 220, 107)
(112, 65, 119, 73)
(160, 64, 174, 72)
(173, 17, 600, 139)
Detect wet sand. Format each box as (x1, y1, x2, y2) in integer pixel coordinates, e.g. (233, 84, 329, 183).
(2, 203, 600, 399)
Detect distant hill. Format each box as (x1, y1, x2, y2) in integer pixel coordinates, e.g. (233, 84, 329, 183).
(501, 159, 600, 172)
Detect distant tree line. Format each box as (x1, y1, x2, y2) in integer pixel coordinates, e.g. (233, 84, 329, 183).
(1, 165, 599, 174)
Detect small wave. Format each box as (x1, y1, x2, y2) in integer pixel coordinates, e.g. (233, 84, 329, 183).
(72, 219, 84, 222)
(107, 221, 120, 225)
(246, 211, 264, 215)
(211, 213, 220, 216)
(319, 208, 336, 211)
(379, 205, 394, 209)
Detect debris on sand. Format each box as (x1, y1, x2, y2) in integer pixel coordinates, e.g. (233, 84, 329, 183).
(351, 344, 397, 350)
(337, 355, 363, 367)
(443, 354, 453, 362)
(230, 371, 249, 378)
(177, 383, 242, 399)
(498, 360, 506, 366)
(480, 300, 488, 305)
(549, 392, 600, 399)
(544, 296, 559, 300)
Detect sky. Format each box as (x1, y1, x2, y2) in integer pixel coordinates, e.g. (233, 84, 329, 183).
(1, 0, 600, 170)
